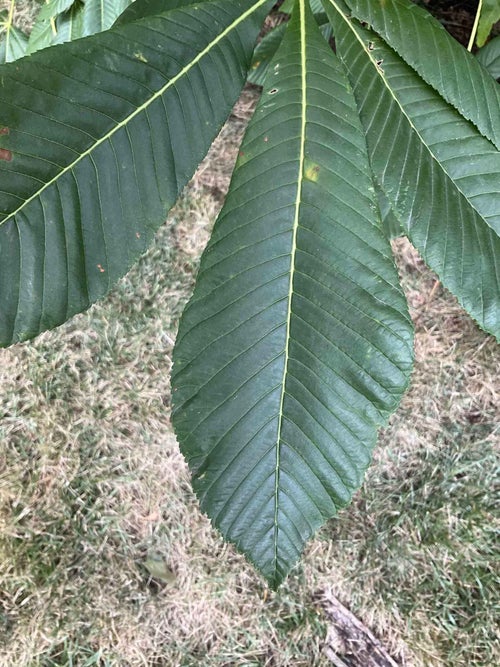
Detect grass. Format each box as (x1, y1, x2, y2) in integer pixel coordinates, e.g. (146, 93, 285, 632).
(1, 3, 499, 665)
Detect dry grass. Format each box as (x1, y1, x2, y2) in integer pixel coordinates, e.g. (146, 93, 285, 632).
(1, 3, 499, 666)
(0, 0, 38, 31)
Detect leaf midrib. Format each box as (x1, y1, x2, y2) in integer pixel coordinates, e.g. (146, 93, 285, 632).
(273, 0, 308, 572)
(0, 0, 269, 227)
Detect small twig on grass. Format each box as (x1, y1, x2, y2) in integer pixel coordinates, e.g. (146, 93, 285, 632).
(318, 590, 400, 667)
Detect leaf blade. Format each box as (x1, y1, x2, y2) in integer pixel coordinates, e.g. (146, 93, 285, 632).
(0, 0, 272, 345)
(477, 0, 500, 48)
(172, 0, 413, 586)
(344, 0, 500, 150)
(325, 0, 500, 337)
(477, 34, 500, 80)
(0, 16, 28, 63)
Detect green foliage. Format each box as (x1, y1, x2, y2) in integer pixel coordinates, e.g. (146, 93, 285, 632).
(477, 34, 500, 79)
(172, 0, 413, 586)
(0, 8, 28, 63)
(0, 0, 498, 586)
(26, 0, 134, 54)
(477, 0, 500, 48)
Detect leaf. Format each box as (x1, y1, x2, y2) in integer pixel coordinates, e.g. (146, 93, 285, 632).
(78, 0, 135, 35)
(344, 0, 500, 151)
(248, 22, 287, 85)
(377, 186, 403, 240)
(248, 13, 332, 86)
(36, 0, 76, 23)
(116, 0, 208, 24)
(477, 34, 500, 79)
(28, 0, 135, 53)
(28, 2, 80, 54)
(0, 11, 28, 63)
(144, 557, 177, 584)
(172, 0, 413, 587)
(281, 0, 324, 13)
(324, 0, 500, 337)
(477, 0, 500, 47)
(0, 0, 273, 346)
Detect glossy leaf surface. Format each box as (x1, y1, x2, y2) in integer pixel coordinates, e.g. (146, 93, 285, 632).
(172, 0, 413, 586)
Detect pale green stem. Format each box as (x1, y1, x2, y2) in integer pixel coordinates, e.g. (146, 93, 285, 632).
(467, 0, 483, 52)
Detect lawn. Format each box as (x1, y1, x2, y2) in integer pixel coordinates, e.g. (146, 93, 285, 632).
(0, 2, 499, 666)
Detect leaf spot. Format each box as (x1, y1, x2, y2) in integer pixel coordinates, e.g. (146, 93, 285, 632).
(0, 148, 12, 161)
(134, 51, 148, 63)
(97, 264, 106, 273)
(269, 88, 278, 95)
(368, 41, 374, 51)
(0, 127, 9, 135)
(304, 160, 320, 182)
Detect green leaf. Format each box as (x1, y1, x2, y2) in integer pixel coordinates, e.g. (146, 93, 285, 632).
(477, 34, 500, 80)
(344, 0, 500, 151)
(116, 0, 208, 24)
(325, 0, 500, 337)
(248, 22, 287, 85)
(172, 0, 413, 587)
(281, 0, 324, 13)
(36, 0, 76, 23)
(28, 0, 135, 53)
(0, 0, 272, 346)
(78, 0, 134, 35)
(477, 0, 500, 47)
(28, 1, 85, 53)
(248, 13, 331, 86)
(377, 186, 403, 240)
(0, 11, 28, 63)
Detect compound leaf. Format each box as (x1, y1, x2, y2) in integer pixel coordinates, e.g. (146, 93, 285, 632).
(172, 0, 413, 587)
(0, 0, 272, 346)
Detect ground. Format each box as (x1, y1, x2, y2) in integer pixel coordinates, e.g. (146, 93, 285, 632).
(0, 2, 499, 666)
